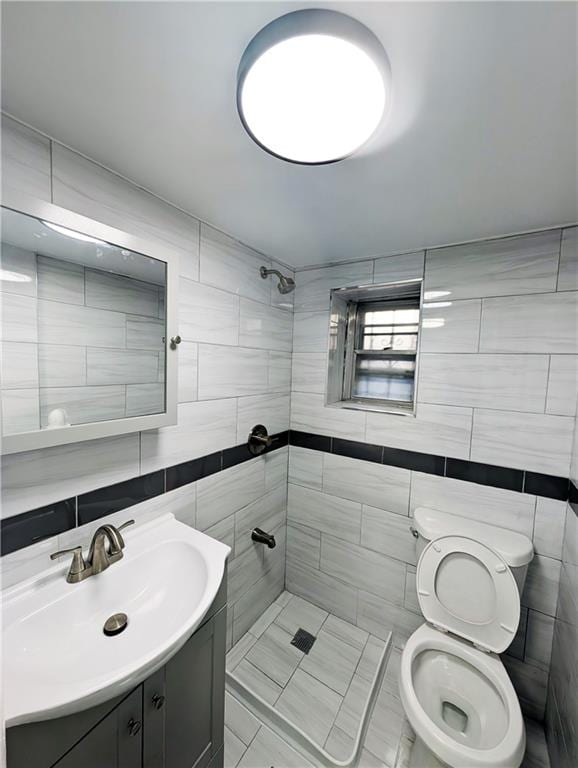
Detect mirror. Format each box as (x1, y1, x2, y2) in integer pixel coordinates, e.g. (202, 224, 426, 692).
(1, 199, 178, 454)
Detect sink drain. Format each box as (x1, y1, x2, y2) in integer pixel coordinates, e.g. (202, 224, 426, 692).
(103, 612, 128, 636)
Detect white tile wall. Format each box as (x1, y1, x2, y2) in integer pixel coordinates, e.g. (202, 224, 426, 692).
(420, 299, 481, 353)
(1, 114, 51, 199)
(557, 226, 577, 291)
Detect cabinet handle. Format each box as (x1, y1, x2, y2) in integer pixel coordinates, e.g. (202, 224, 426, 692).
(127, 718, 142, 736)
(152, 694, 166, 710)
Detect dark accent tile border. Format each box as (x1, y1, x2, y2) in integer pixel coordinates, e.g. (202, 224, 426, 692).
(287, 430, 571, 502)
(523, 472, 569, 501)
(569, 481, 578, 515)
(1, 499, 76, 556)
(2, 432, 289, 558)
(446, 458, 524, 493)
(78, 471, 165, 526)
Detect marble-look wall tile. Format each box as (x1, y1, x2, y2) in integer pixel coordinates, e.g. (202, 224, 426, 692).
(198, 345, 269, 399)
(288, 447, 324, 490)
(480, 291, 578, 354)
(503, 655, 548, 721)
(236, 393, 290, 442)
(522, 554, 561, 616)
(234, 484, 286, 556)
(197, 458, 265, 531)
(557, 226, 577, 291)
(361, 505, 417, 565)
(38, 344, 86, 387)
(357, 589, 422, 647)
(546, 355, 578, 416)
(1, 114, 51, 200)
(1, 342, 38, 388)
(420, 299, 481, 353)
(264, 447, 288, 490)
(409, 471, 536, 537)
(366, 403, 472, 459)
(287, 523, 321, 569)
(38, 299, 125, 348)
(418, 353, 549, 412)
(85, 269, 159, 317)
(424, 230, 560, 301)
(0, 244, 37, 297)
(291, 353, 326, 394)
(179, 277, 239, 346)
(294, 261, 374, 312)
(199, 224, 270, 304)
(292, 311, 330, 353)
(177, 341, 198, 403)
(533, 498, 566, 560)
(239, 299, 292, 351)
(126, 315, 164, 350)
(403, 566, 420, 615)
(268, 351, 291, 393)
(87, 348, 159, 385)
(1, 433, 140, 517)
(373, 251, 424, 285)
(285, 558, 358, 624)
(525, 610, 555, 670)
(471, 408, 574, 475)
(288, 483, 361, 544)
(0, 536, 56, 590)
(125, 383, 164, 417)
(140, 399, 236, 473)
(40, 385, 125, 426)
(322, 453, 410, 515)
(1, 294, 38, 343)
(320, 534, 406, 604)
(1, 388, 39, 434)
(37, 256, 84, 305)
(290, 392, 366, 441)
(233, 558, 285, 643)
(52, 144, 200, 278)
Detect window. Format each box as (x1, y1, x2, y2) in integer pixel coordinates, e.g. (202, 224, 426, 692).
(326, 280, 422, 414)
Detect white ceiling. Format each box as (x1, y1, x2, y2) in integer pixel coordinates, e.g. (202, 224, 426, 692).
(2, 1, 576, 269)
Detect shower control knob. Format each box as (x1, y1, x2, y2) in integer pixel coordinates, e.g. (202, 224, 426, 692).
(248, 424, 278, 455)
(152, 694, 166, 710)
(170, 335, 182, 349)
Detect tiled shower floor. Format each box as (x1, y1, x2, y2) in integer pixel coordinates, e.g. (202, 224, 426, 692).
(224, 591, 551, 768)
(225, 591, 410, 767)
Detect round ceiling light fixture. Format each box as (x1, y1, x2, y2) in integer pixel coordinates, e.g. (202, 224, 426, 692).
(237, 9, 391, 164)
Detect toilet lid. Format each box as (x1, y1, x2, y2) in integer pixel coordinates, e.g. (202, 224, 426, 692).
(416, 535, 520, 653)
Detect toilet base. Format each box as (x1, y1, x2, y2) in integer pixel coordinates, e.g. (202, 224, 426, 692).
(409, 736, 449, 768)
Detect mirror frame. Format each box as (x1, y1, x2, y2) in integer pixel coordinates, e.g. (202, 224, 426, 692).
(1, 189, 179, 455)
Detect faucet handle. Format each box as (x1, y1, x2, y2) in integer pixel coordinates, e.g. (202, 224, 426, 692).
(50, 546, 86, 576)
(117, 519, 135, 533)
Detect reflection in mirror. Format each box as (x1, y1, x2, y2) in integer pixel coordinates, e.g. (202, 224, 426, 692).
(1, 207, 167, 437)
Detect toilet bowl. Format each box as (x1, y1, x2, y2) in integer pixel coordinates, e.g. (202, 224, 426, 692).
(399, 509, 534, 768)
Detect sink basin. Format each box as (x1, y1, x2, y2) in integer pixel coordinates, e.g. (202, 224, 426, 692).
(2, 513, 230, 727)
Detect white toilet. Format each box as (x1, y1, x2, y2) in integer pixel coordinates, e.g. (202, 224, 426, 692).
(399, 507, 534, 768)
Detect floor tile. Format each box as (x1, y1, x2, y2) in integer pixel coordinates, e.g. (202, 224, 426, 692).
(248, 601, 284, 638)
(246, 623, 302, 687)
(357, 635, 387, 683)
(334, 672, 374, 738)
(225, 692, 260, 746)
(275, 593, 329, 636)
(274, 668, 342, 745)
(224, 726, 246, 768)
(226, 632, 258, 672)
(236, 725, 315, 768)
(232, 659, 283, 705)
(299, 627, 362, 695)
(322, 613, 369, 651)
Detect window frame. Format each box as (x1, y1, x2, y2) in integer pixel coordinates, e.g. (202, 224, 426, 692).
(326, 278, 423, 416)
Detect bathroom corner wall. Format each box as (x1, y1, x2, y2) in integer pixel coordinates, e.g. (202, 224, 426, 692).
(545, 397, 578, 767)
(0, 114, 292, 648)
(287, 229, 577, 721)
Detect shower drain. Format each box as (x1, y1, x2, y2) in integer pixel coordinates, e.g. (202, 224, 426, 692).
(290, 628, 316, 654)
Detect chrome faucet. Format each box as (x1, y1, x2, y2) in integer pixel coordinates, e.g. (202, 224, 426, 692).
(50, 519, 135, 583)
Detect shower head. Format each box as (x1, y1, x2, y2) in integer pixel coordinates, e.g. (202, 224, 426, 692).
(259, 266, 296, 294)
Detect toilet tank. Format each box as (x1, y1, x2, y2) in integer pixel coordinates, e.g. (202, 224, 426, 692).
(412, 507, 534, 595)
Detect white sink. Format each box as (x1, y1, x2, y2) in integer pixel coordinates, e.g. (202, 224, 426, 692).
(2, 513, 230, 727)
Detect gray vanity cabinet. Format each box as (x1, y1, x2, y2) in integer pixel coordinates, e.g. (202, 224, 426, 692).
(7, 577, 227, 768)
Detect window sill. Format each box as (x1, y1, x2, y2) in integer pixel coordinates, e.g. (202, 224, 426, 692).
(325, 398, 416, 417)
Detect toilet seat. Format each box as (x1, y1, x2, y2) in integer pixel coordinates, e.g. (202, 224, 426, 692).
(400, 624, 525, 768)
(416, 534, 520, 652)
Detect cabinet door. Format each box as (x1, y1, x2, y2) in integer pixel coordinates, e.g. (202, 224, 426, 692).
(164, 607, 226, 768)
(53, 687, 142, 768)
